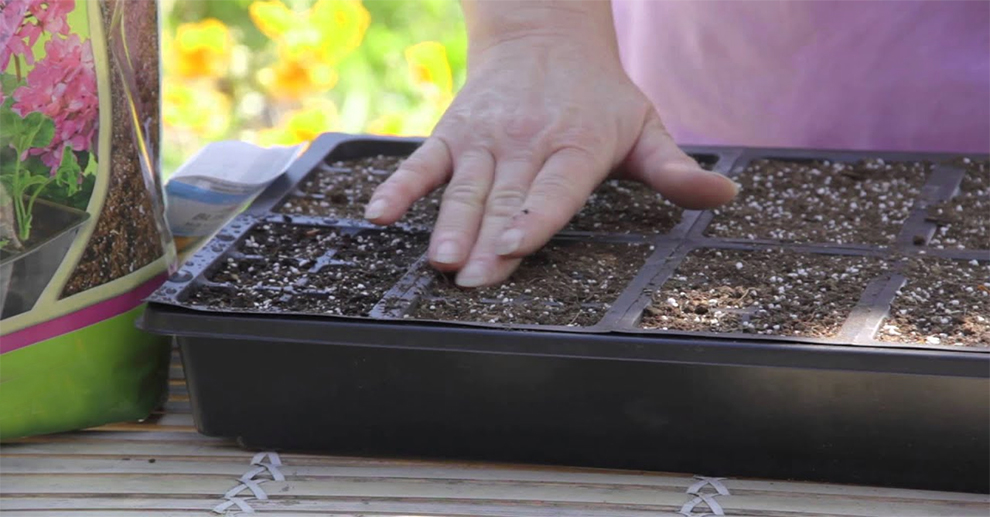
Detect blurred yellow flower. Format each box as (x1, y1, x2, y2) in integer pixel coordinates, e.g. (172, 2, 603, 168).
(170, 19, 233, 79)
(250, 0, 370, 100)
(250, 0, 370, 70)
(163, 82, 232, 138)
(257, 99, 340, 146)
(366, 113, 412, 137)
(405, 41, 453, 104)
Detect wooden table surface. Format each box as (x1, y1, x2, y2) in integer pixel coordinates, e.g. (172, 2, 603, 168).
(2, 348, 987, 517)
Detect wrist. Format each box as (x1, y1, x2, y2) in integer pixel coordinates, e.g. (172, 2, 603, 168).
(461, 0, 620, 66)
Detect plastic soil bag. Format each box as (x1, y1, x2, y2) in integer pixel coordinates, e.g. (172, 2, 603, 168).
(0, 0, 174, 440)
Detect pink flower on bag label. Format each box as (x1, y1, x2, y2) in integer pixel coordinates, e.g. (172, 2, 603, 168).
(0, 0, 31, 69)
(12, 33, 98, 171)
(0, 0, 74, 69)
(27, 0, 72, 37)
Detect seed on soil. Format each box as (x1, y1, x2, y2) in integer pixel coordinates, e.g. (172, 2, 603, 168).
(279, 155, 443, 228)
(927, 158, 989, 250)
(190, 224, 428, 316)
(410, 241, 651, 327)
(706, 159, 929, 245)
(877, 258, 989, 347)
(641, 248, 889, 337)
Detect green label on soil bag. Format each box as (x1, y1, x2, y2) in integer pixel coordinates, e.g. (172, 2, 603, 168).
(0, 305, 170, 441)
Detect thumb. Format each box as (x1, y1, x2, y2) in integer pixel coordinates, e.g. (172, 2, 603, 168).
(622, 110, 739, 210)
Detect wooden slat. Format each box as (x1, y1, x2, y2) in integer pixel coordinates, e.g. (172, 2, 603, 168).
(2, 497, 667, 517)
(97, 413, 194, 429)
(4, 443, 986, 504)
(8, 430, 229, 444)
(3, 474, 986, 517)
(2, 456, 987, 506)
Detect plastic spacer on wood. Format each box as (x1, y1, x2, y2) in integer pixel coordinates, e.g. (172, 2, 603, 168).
(225, 478, 269, 501)
(679, 493, 725, 516)
(213, 497, 255, 514)
(688, 476, 730, 496)
(252, 451, 283, 467)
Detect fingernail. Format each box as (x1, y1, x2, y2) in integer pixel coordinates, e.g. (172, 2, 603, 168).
(456, 262, 489, 288)
(434, 240, 462, 265)
(725, 177, 742, 195)
(496, 229, 524, 255)
(705, 170, 741, 195)
(365, 199, 387, 220)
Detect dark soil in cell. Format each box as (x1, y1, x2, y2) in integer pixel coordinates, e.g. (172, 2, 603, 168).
(410, 241, 651, 327)
(641, 248, 888, 337)
(279, 155, 442, 228)
(563, 154, 715, 234)
(566, 180, 684, 234)
(190, 224, 428, 316)
(706, 159, 929, 245)
(878, 258, 990, 347)
(928, 158, 989, 250)
(189, 285, 352, 314)
(282, 153, 717, 235)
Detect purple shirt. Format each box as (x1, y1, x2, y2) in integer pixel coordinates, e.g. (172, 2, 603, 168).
(612, 0, 989, 153)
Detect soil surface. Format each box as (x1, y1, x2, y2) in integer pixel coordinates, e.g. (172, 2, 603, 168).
(63, 0, 166, 297)
(547, 153, 715, 234)
(566, 180, 684, 234)
(410, 241, 651, 327)
(190, 223, 427, 316)
(279, 155, 442, 228)
(927, 158, 989, 250)
(706, 159, 929, 245)
(878, 258, 989, 347)
(282, 153, 717, 235)
(641, 248, 889, 337)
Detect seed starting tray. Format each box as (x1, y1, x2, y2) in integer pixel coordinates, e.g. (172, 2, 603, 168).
(140, 133, 990, 493)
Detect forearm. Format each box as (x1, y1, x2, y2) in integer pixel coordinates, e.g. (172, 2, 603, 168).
(460, 0, 620, 64)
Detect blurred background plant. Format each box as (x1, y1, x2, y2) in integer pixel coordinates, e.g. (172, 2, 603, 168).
(161, 0, 466, 177)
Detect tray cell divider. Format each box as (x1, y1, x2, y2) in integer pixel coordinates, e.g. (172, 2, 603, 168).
(894, 161, 967, 248)
(368, 252, 437, 319)
(844, 271, 908, 345)
(597, 239, 684, 331)
(612, 242, 700, 331)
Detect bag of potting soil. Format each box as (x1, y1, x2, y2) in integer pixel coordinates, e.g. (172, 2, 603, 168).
(0, 0, 174, 439)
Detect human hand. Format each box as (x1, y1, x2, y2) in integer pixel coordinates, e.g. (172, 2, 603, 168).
(364, 2, 738, 288)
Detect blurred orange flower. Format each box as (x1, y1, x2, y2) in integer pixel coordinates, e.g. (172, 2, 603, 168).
(250, 0, 370, 100)
(170, 19, 233, 79)
(258, 59, 338, 101)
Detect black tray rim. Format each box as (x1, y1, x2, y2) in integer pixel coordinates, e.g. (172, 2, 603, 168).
(138, 303, 989, 379)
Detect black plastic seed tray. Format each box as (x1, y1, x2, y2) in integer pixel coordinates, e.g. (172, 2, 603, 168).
(140, 133, 990, 493)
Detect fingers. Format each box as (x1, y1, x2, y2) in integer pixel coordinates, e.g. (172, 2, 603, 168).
(494, 147, 605, 259)
(365, 137, 453, 225)
(428, 149, 496, 271)
(454, 155, 542, 287)
(623, 111, 739, 210)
